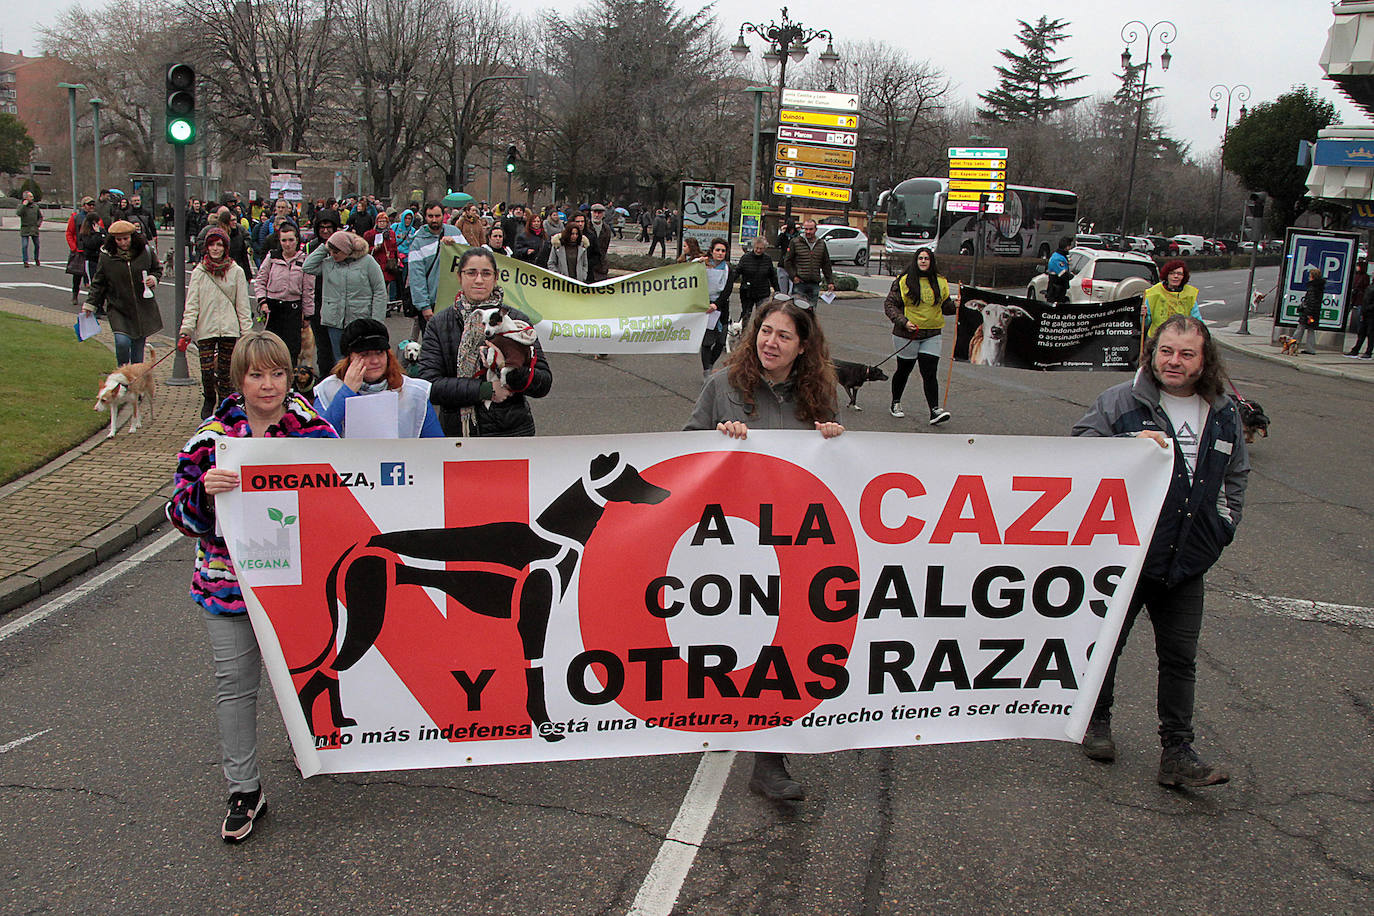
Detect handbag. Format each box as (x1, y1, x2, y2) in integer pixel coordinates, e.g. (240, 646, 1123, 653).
(65, 249, 86, 276)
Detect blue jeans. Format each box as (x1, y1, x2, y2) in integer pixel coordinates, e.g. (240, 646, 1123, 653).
(793, 281, 821, 307)
(21, 235, 39, 264)
(326, 325, 345, 361)
(203, 611, 263, 793)
(1092, 574, 1206, 746)
(113, 333, 146, 367)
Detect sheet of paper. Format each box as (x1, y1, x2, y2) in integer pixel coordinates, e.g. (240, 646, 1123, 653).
(343, 390, 400, 439)
(706, 310, 721, 330)
(820, 291, 836, 304)
(75, 313, 101, 341)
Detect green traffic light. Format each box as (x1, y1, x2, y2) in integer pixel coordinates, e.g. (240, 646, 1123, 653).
(168, 119, 195, 143)
(505, 162, 515, 173)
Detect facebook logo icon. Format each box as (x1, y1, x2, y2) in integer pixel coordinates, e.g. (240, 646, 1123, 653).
(380, 462, 408, 486)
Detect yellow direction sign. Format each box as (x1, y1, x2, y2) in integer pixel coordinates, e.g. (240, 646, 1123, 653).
(949, 168, 1006, 180)
(949, 158, 1007, 170)
(780, 109, 859, 130)
(948, 190, 1005, 202)
(773, 180, 853, 203)
(774, 163, 855, 186)
(776, 143, 856, 169)
(949, 179, 1007, 191)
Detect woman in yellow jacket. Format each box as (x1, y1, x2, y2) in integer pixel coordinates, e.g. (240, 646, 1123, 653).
(1143, 259, 1201, 338)
(883, 247, 954, 425)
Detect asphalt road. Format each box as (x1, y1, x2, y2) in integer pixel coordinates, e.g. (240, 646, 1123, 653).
(0, 228, 1368, 914)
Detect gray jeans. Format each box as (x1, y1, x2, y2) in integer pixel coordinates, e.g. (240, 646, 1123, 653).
(203, 611, 262, 793)
(793, 280, 821, 307)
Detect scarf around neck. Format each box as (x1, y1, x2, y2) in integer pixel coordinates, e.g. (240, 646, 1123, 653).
(454, 286, 506, 436)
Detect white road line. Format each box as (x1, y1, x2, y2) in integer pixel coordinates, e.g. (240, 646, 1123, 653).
(628, 750, 736, 916)
(0, 729, 52, 754)
(1224, 590, 1374, 628)
(1197, 299, 1227, 310)
(0, 528, 182, 643)
(0, 282, 75, 292)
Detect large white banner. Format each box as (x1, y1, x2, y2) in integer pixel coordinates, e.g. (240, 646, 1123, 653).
(217, 433, 1172, 777)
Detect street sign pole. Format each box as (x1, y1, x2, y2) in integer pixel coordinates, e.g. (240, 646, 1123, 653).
(971, 194, 987, 285)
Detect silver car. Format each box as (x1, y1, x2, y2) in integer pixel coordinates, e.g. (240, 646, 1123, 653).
(814, 224, 870, 266)
(1027, 247, 1159, 303)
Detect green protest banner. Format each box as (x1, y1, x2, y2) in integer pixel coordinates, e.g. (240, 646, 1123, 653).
(433, 243, 710, 353)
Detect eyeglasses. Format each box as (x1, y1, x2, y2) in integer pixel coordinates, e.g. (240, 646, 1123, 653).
(461, 269, 497, 279)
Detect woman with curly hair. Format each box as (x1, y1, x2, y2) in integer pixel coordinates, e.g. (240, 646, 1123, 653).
(683, 294, 843, 803)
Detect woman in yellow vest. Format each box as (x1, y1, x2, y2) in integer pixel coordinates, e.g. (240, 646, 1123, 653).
(1143, 259, 1201, 337)
(883, 247, 954, 425)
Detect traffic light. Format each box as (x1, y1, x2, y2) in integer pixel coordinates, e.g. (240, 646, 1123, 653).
(165, 63, 196, 145)
(505, 145, 518, 174)
(465, 164, 478, 185)
(1246, 191, 1267, 218)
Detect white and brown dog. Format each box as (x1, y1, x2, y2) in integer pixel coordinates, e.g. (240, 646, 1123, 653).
(475, 307, 538, 405)
(93, 348, 157, 438)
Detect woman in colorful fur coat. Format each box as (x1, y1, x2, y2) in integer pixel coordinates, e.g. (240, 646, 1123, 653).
(167, 331, 338, 844)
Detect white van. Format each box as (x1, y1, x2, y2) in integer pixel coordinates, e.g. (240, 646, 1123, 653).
(1171, 234, 1205, 255)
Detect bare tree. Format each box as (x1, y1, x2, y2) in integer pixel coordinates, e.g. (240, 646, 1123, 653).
(173, 0, 340, 156)
(40, 0, 184, 172)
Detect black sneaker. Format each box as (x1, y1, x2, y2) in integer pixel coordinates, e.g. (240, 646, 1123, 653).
(1081, 717, 1116, 762)
(1157, 742, 1229, 788)
(929, 406, 951, 426)
(749, 752, 805, 801)
(221, 788, 265, 842)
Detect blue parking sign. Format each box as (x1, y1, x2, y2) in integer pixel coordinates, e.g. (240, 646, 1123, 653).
(1278, 229, 1359, 329)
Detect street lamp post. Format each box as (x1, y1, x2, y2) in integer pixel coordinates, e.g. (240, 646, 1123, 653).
(57, 82, 86, 206)
(1116, 20, 1176, 249)
(743, 86, 771, 201)
(89, 98, 103, 196)
(454, 75, 531, 194)
(731, 7, 840, 218)
(1208, 83, 1250, 242)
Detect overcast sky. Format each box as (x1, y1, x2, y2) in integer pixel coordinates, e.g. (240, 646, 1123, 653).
(3, 0, 1359, 159)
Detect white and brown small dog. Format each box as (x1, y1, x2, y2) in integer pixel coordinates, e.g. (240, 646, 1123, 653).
(474, 307, 538, 405)
(93, 348, 157, 438)
(723, 318, 744, 354)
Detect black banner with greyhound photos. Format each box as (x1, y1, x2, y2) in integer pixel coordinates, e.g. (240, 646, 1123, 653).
(954, 287, 1143, 371)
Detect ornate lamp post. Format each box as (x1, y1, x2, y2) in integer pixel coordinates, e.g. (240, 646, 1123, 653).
(731, 7, 840, 217)
(1208, 83, 1250, 242)
(1116, 20, 1176, 248)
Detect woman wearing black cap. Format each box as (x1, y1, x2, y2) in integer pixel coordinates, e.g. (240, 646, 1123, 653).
(312, 318, 443, 438)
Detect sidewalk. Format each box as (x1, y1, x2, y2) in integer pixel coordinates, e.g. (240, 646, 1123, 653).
(0, 297, 201, 613)
(1210, 314, 1374, 383)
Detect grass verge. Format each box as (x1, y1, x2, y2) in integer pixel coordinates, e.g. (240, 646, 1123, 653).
(0, 312, 113, 485)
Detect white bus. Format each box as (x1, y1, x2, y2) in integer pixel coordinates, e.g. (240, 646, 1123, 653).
(879, 177, 1078, 260)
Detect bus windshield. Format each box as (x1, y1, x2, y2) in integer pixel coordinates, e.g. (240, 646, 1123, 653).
(886, 179, 943, 238)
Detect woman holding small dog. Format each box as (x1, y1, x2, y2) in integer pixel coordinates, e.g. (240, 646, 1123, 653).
(884, 247, 954, 426)
(167, 330, 338, 843)
(180, 227, 255, 418)
(418, 247, 554, 436)
(684, 295, 841, 802)
(84, 220, 163, 367)
(313, 317, 442, 438)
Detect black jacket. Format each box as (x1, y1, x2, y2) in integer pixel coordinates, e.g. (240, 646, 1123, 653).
(513, 230, 551, 268)
(1072, 370, 1250, 586)
(417, 300, 554, 437)
(735, 250, 779, 302)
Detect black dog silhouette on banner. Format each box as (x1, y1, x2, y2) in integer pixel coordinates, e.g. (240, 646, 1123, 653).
(291, 452, 670, 740)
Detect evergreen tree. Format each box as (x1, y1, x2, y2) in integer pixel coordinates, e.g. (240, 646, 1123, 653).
(977, 16, 1088, 123)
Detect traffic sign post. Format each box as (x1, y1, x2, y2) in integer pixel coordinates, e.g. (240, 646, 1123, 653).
(773, 88, 859, 213)
(947, 146, 1008, 215)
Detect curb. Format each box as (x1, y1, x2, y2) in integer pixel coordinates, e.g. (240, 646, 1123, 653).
(1212, 335, 1373, 384)
(0, 487, 175, 615)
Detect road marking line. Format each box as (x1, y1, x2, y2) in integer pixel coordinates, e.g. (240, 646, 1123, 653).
(628, 750, 736, 916)
(0, 282, 75, 292)
(1224, 590, 1374, 628)
(0, 729, 52, 754)
(0, 529, 182, 643)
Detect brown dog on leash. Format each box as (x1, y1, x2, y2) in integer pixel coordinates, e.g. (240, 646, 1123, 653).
(93, 347, 157, 438)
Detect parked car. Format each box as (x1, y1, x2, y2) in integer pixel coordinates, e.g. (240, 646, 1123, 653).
(1205, 239, 1227, 254)
(1073, 233, 1109, 250)
(1098, 232, 1125, 249)
(814, 224, 869, 266)
(1127, 236, 1153, 252)
(1145, 236, 1172, 257)
(1171, 234, 1206, 255)
(1026, 247, 1160, 303)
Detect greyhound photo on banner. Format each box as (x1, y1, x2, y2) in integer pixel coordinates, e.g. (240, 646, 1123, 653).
(955, 287, 1143, 371)
(217, 432, 1172, 778)
(432, 243, 710, 355)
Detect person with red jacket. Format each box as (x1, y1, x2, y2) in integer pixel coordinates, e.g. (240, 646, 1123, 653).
(365, 209, 402, 303)
(66, 197, 98, 305)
